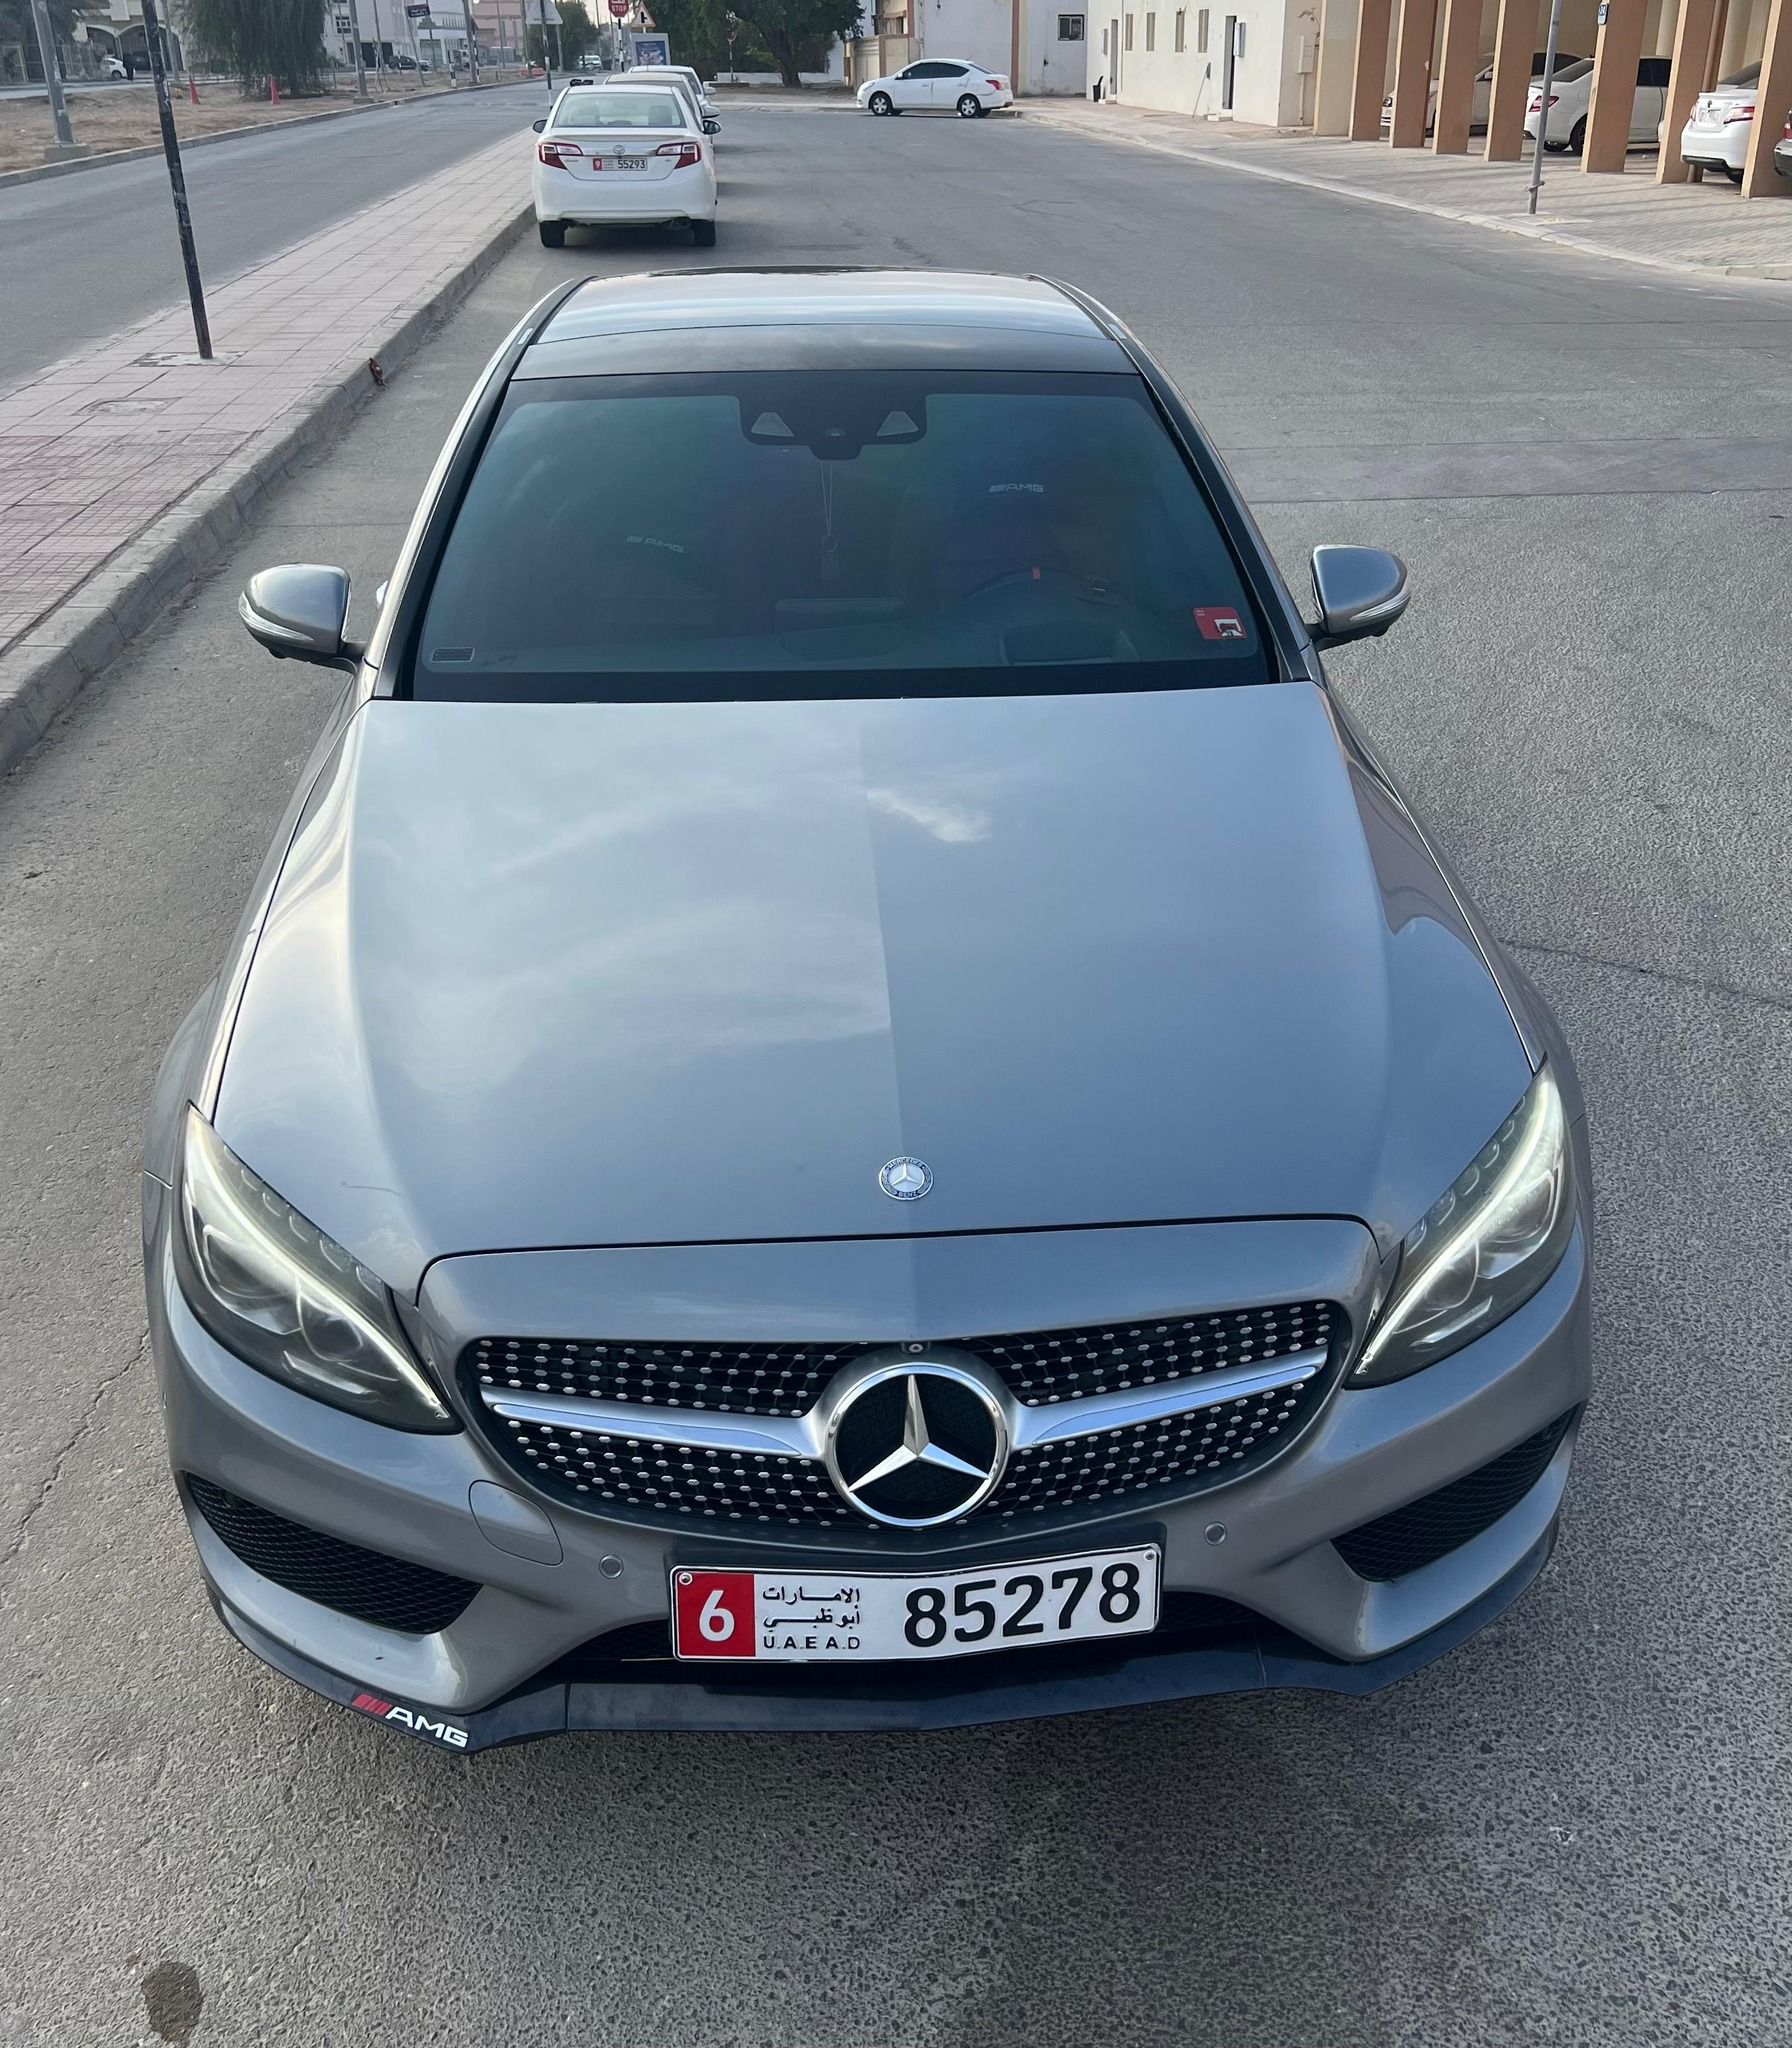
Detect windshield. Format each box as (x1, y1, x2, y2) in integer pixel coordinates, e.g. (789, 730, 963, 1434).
(411, 371, 1270, 703)
(555, 89, 686, 127)
(1718, 62, 1760, 85)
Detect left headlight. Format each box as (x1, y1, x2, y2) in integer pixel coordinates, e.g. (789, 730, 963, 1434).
(173, 1107, 455, 1431)
(1352, 1065, 1575, 1388)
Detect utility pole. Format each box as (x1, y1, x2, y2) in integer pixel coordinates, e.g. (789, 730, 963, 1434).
(28, 0, 85, 159)
(139, 0, 211, 358)
(1526, 0, 1565, 214)
(345, 0, 370, 97)
(538, 0, 555, 88)
(460, 0, 479, 82)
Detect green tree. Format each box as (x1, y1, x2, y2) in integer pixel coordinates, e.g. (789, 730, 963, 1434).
(727, 0, 857, 85)
(527, 0, 596, 66)
(644, 0, 737, 78)
(0, 0, 79, 76)
(186, 0, 328, 94)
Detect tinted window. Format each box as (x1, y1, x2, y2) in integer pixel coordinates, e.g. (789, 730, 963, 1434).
(557, 89, 687, 126)
(413, 371, 1270, 703)
(1637, 57, 1670, 85)
(1553, 58, 1594, 81)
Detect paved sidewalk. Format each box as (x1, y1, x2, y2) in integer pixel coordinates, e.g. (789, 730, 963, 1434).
(1023, 96, 1792, 281)
(0, 131, 530, 776)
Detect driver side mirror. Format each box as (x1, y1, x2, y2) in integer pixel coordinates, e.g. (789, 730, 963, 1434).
(239, 564, 361, 672)
(532, 115, 547, 132)
(1308, 545, 1409, 649)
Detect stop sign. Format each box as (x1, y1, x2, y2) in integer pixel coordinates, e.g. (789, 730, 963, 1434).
(608, 0, 628, 16)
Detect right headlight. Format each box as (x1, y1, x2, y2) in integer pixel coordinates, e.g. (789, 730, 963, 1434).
(173, 1106, 454, 1432)
(1352, 1064, 1574, 1388)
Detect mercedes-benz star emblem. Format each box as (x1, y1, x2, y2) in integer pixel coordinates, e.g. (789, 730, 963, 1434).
(823, 1360, 1008, 1527)
(878, 1155, 933, 1201)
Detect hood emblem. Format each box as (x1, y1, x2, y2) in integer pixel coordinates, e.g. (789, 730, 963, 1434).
(878, 1156, 933, 1201)
(822, 1361, 1008, 1526)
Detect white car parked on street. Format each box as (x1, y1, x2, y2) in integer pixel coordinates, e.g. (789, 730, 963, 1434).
(1524, 54, 1671, 153)
(857, 58, 1014, 117)
(1677, 62, 1762, 181)
(1379, 51, 1584, 135)
(623, 63, 720, 122)
(531, 85, 717, 248)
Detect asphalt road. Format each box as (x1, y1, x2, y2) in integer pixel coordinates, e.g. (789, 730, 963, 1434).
(0, 81, 548, 384)
(3, 108, 1791, 2048)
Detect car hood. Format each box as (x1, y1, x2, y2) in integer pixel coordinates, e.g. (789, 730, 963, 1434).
(214, 683, 1530, 1298)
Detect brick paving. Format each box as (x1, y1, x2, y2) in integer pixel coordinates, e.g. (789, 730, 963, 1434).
(0, 131, 530, 658)
(1023, 96, 1792, 282)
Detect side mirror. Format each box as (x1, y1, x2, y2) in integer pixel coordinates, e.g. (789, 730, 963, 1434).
(704, 116, 721, 133)
(532, 116, 546, 131)
(239, 564, 360, 671)
(1308, 545, 1409, 649)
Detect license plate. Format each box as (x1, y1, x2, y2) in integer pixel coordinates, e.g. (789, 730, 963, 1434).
(670, 1545, 1160, 1664)
(611, 154, 648, 170)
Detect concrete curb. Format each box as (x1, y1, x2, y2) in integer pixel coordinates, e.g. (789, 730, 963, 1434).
(0, 194, 532, 787)
(1018, 104, 1792, 286)
(0, 77, 532, 191)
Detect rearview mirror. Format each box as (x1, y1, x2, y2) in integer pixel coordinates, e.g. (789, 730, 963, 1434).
(239, 564, 360, 671)
(1308, 545, 1409, 649)
(532, 116, 546, 132)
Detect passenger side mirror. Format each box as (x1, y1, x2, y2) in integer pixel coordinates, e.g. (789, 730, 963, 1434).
(704, 116, 721, 133)
(532, 115, 547, 131)
(1308, 545, 1409, 649)
(239, 564, 360, 671)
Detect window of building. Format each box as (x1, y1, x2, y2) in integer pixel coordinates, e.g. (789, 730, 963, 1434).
(1196, 6, 1208, 49)
(1173, 7, 1185, 49)
(1058, 11, 1085, 37)
(1123, 12, 1133, 47)
(1144, 11, 1155, 48)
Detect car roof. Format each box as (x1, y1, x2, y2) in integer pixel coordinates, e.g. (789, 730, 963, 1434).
(519, 268, 1130, 376)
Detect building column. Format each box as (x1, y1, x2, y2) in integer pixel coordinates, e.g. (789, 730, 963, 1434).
(1741, 0, 1792, 190)
(1315, 0, 1364, 130)
(1388, 0, 1439, 141)
(1583, 0, 1648, 168)
(1431, 0, 1484, 146)
(1484, 0, 1539, 155)
(1349, 0, 1397, 132)
(1718, 0, 1753, 72)
(1659, 0, 1721, 178)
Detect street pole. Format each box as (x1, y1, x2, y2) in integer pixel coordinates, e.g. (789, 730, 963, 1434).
(139, 0, 211, 359)
(370, 0, 387, 87)
(1526, 0, 1565, 215)
(345, 0, 370, 97)
(27, 0, 83, 157)
(459, 0, 479, 83)
(539, 0, 555, 89)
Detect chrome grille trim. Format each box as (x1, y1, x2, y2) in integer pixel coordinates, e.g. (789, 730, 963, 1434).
(480, 1346, 1326, 1460)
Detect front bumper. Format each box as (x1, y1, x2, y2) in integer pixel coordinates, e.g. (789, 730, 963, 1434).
(148, 1177, 1593, 1739)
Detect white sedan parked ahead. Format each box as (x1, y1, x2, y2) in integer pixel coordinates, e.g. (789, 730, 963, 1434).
(1524, 54, 1671, 153)
(531, 85, 717, 247)
(857, 58, 1013, 117)
(1678, 61, 1761, 181)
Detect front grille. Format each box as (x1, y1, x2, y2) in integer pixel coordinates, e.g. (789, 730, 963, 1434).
(187, 1476, 479, 1635)
(468, 1302, 1332, 1420)
(994, 1378, 1316, 1519)
(546, 1588, 1264, 1680)
(468, 1300, 1341, 1529)
(1332, 1412, 1576, 1581)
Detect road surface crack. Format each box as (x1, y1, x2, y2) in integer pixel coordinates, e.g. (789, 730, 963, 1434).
(1509, 937, 1792, 1019)
(1, 1325, 151, 1572)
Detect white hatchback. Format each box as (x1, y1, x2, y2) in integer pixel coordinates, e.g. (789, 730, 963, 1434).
(531, 84, 717, 247)
(857, 58, 1013, 117)
(1678, 61, 1761, 181)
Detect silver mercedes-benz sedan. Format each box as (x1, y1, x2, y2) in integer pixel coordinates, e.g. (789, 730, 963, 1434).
(144, 269, 1592, 1749)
